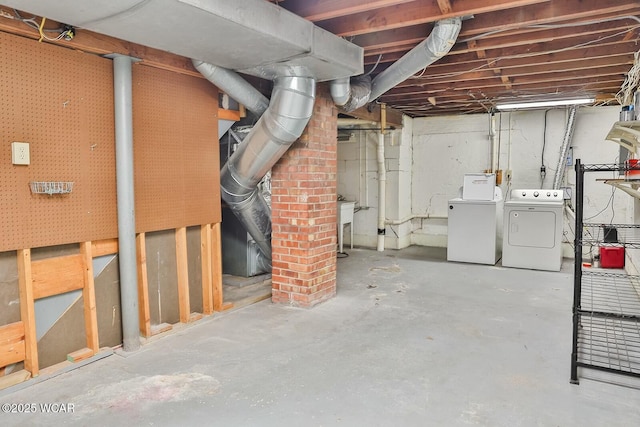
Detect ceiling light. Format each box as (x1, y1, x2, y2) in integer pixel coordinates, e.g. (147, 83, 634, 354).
(495, 98, 595, 110)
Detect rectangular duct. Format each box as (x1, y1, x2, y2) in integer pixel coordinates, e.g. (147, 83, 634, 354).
(3, 0, 363, 81)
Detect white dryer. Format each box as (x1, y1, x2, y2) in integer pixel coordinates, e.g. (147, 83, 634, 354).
(502, 189, 564, 271)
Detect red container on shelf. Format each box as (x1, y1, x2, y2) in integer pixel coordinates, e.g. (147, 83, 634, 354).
(599, 247, 625, 269)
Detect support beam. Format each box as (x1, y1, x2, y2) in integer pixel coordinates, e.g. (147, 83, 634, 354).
(112, 54, 140, 352)
(346, 103, 403, 127)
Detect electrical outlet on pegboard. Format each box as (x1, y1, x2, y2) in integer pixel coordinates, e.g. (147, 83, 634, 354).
(11, 141, 30, 165)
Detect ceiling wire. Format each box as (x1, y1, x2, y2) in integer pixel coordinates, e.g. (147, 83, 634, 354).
(616, 49, 640, 105)
(457, 15, 640, 44)
(410, 25, 640, 81)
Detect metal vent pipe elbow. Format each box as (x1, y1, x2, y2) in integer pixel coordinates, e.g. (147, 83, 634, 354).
(220, 74, 316, 265)
(192, 59, 270, 116)
(330, 75, 371, 113)
(369, 17, 461, 101)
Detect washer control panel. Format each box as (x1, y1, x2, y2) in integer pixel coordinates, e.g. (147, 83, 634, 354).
(510, 189, 564, 202)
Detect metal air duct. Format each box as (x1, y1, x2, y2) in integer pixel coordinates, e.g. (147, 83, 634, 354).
(193, 60, 269, 116)
(369, 18, 462, 101)
(218, 70, 316, 269)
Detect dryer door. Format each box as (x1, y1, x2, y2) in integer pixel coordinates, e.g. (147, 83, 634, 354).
(507, 208, 557, 248)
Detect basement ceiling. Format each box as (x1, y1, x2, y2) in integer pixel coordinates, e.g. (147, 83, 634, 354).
(274, 0, 640, 117)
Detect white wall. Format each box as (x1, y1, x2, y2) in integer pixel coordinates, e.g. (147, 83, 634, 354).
(337, 105, 633, 255)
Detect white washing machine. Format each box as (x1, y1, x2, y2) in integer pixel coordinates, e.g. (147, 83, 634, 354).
(447, 188, 503, 265)
(502, 189, 564, 271)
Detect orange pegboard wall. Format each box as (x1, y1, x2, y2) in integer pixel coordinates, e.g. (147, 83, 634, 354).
(133, 64, 221, 233)
(0, 31, 117, 252)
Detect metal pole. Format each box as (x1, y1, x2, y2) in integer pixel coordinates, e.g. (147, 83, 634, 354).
(112, 54, 140, 352)
(570, 158, 584, 384)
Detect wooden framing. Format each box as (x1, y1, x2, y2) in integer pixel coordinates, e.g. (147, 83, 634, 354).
(201, 224, 214, 315)
(136, 233, 152, 337)
(14, 245, 100, 377)
(80, 242, 99, 353)
(175, 227, 191, 323)
(212, 223, 224, 311)
(4, 225, 222, 386)
(0, 322, 26, 369)
(16, 249, 37, 376)
(92, 238, 119, 257)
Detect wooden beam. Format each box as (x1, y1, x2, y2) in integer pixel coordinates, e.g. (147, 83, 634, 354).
(201, 224, 214, 315)
(80, 242, 99, 353)
(175, 227, 190, 323)
(0, 322, 25, 368)
(218, 109, 241, 121)
(436, 0, 454, 14)
(283, 0, 415, 22)
(320, 0, 550, 36)
(212, 223, 223, 312)
(136, 233, 151, 337)
(0, 11, 200, 78)
(31, 254, 85, 300)
(91, 238, 119, 257)
(346, 103, 404, 128)
(17, 249, 38, 376)
(0, 370, 31, 390)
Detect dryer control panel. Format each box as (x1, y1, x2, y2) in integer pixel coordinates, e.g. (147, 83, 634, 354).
(510, 189, 564, 202)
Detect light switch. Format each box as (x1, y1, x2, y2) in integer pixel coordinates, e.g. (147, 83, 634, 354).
(12, 142, 30, 165)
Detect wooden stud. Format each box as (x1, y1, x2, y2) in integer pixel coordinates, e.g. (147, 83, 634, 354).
(212, 223, 224, 311)
(91, 238, 119, 257)
(136, 233, 152, 337)
(80, 242, 99, 353)
(16, 249, 38, 377)
(175, 227, 190, 323)
(66, 347, 94, 363)
(201, 224, 214, 315)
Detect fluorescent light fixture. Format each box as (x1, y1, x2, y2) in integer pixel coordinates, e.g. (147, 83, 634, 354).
(495, 98, 595, 110)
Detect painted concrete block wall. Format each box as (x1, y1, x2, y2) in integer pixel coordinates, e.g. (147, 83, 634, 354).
(337, 126, 408, 250)
(411, 106, 627, 251)
(337, 105, 632, 254)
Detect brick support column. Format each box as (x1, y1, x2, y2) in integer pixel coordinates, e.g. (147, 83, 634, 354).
(271, 84, 338, 307)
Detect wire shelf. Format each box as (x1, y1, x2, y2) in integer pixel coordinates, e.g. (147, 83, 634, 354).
(577, 314, 640, 377)
(29, 181, 74, 195)
(580, 271, 640, 318)
(580, 223, 640, 248)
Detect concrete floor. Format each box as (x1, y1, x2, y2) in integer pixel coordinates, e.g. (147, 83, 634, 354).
(2, 246, 640, 426)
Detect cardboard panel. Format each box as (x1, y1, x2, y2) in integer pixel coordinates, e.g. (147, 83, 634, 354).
(0, 31, 117, 252)
(0, 252, 20, 326)
(133, 64, 221, 232)
(145, 230, 179, 326)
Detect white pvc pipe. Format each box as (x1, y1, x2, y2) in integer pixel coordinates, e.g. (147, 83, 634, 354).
(377, 132, 386, 251)
(385, 214, 437, 226)
(112, 54, 140, 352)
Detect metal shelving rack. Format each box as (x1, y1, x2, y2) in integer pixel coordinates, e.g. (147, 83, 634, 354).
(571, 160, 640, 384)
